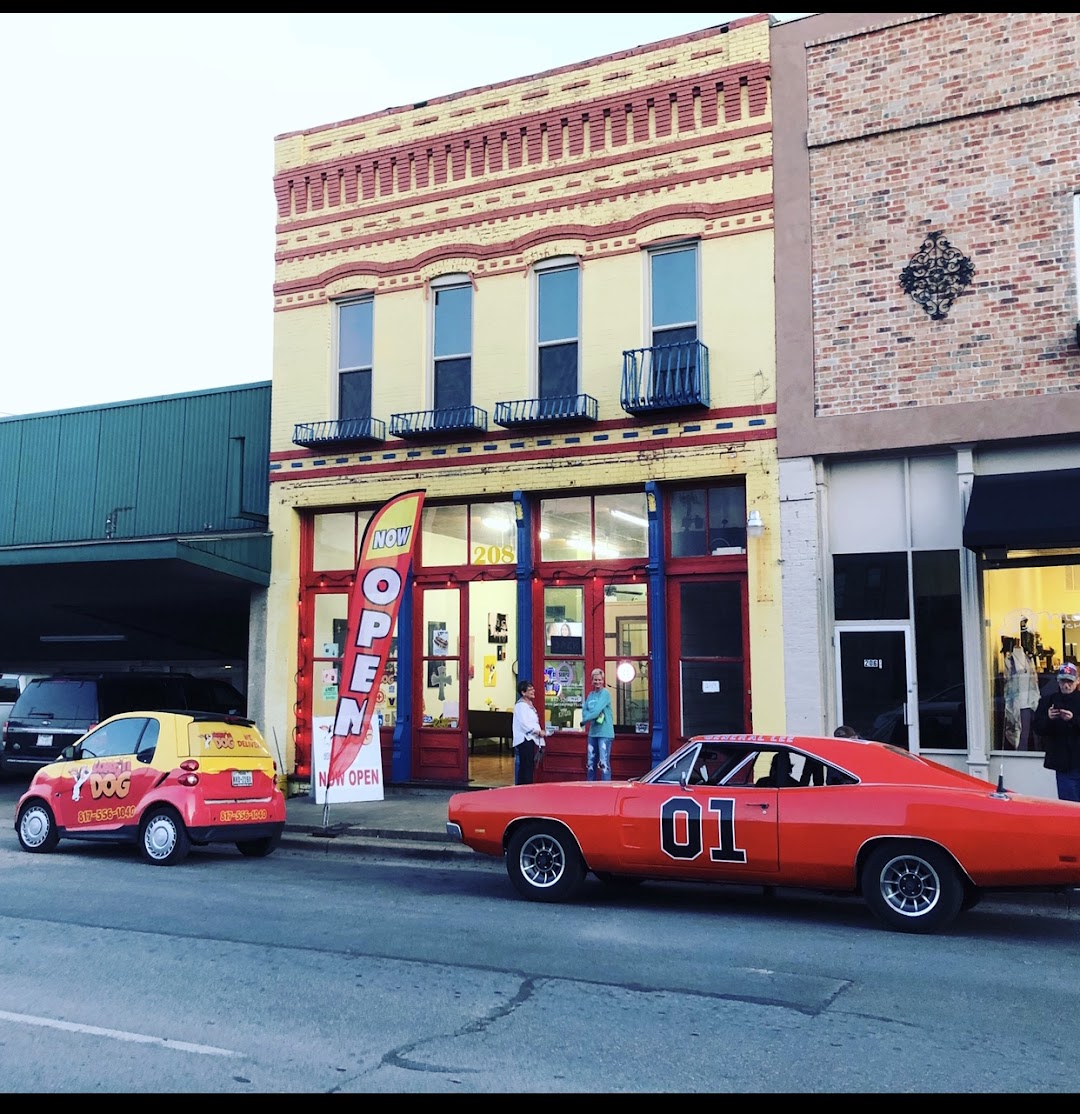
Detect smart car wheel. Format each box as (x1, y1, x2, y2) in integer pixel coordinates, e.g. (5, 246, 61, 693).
(139, 807, 191, 866)
(236, 833, 281, 858)
(861, 843, 963, 934)
(17, 801, 60, 854)
(506, 822, 585, 903)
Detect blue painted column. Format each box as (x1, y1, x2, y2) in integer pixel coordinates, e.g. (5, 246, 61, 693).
(645, 481, 668, 768)
(390, 565, 414, 783)
(513, 490, 533, 686)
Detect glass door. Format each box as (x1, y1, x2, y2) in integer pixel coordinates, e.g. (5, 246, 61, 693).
(416, 586, 465, 780)
(835, 626, 916, 749)
(668, 576, 749, 747)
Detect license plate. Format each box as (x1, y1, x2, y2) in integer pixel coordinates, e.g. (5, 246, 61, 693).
(231, 770, 253, 788)
(36, 734, 53, 748)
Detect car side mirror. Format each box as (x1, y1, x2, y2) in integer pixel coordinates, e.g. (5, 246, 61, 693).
(60, 745, 80, 761)
(679, 770, 689, 789)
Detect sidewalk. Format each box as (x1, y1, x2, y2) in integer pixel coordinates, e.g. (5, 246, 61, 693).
(281, 782, 480, 862)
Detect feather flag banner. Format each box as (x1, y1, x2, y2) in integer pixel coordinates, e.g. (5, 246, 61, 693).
(326, 489, 425, 806)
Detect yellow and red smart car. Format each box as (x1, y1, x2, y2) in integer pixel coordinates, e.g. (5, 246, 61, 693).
(447, 733, 1080, 933)
(14, 710, 286, 865)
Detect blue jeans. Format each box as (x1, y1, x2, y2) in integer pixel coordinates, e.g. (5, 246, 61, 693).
(586, 735, 611, 781)
(1056, 769, 1080, 802)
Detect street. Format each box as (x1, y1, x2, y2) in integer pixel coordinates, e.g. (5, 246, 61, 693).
(2, 809, 1080, 1092)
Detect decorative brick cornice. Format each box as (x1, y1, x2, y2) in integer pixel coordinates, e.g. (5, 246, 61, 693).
(275, 16, 768, 145)
(273, 60, 770, 222)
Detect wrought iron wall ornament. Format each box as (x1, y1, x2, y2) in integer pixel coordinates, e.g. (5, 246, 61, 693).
(899, 230, 975, 320)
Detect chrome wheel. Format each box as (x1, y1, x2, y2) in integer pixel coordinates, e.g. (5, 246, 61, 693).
(878, 853, 941, 917)
(862, 843, 963, 934)
(506, 822, 585, 902)
(520, 831, 567, 888)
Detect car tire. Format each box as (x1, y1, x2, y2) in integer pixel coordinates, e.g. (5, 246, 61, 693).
(139, 807, 191, 866)
(506, 821, 585, 903)
(17, 800, 60, 854)
(236, 833, 281, 858)
(861, 842, 963, 934)
(594, 871, 644, 888)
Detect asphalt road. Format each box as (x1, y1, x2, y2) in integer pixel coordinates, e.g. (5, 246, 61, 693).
(2, 819, 1080, 1092)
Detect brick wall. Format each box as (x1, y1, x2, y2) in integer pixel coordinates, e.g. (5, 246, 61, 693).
(806, 11, 1080, 419)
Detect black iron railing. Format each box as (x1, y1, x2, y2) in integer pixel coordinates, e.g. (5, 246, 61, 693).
(493, 394, 598, 427)
(292, 417, 387, 448)
(389, 406, 488, 438)
(621, 340, 710, 414)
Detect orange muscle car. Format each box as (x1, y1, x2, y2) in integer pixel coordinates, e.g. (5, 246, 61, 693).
(447, 733, 1080, 933)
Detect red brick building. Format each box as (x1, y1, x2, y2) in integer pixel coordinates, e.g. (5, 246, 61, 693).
(773, 13, 1080, 796)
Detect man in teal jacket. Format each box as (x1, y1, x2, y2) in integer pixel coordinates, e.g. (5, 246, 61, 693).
(581, 668, 615, 781)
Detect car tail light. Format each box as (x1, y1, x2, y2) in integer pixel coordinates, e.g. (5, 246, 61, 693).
(178, 773, 199, 787)
(180, 759, 200, 772)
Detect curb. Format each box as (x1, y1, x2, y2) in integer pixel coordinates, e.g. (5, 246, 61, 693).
(280, 827, 480, 863)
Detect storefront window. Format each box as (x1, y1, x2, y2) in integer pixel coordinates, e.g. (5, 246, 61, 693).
(983, 554, 1080, 754)
(540, 496, 591, 562)
(913, 551, 965, 751)
(311, 593, 398, 730)
(421, 501, 517, 567)
(312, 511, 372, 571)
(468, 502, 516, 566)
(833, 552, 909, 621)
(544, 587, 585, 729)
(540, 491, 647, 562)
(604, 583, 650, 732)
(421, 505, 467, 567)
(596, 492, 648, 558)
(670, 484, 746, 557)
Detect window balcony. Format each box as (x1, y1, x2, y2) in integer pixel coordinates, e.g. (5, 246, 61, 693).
(620, 340, 710, 415)
(389, 406, 489, 439)
(493, 393, 598, 429)
(292, 417, 386, 449)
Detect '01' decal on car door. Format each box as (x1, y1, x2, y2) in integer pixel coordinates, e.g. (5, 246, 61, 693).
(660, 796, 747, 863)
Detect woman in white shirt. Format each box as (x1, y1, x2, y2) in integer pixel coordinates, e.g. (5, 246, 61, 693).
(512, 679, 544, 784)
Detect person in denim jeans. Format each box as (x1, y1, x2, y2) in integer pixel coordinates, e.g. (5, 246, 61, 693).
(581, 668, 615, 781)
(1034, 661, 1080, 801)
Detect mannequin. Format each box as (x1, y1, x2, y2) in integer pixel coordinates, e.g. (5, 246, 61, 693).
(1002, 634, 1040, 749)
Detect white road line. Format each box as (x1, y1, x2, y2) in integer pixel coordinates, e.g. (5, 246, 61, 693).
(0, 1009, 239, 1057)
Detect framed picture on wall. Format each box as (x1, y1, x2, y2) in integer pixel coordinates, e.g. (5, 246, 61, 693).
(427, 621, 450, 687)
(488, 612, 508, 644)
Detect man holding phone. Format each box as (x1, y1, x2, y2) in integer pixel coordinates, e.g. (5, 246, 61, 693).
(1034, 661, 1080, 800)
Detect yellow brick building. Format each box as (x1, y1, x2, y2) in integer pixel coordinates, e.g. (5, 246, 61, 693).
(267, 15, 782, 786)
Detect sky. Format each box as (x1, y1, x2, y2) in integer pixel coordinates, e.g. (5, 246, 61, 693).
(0, 13, 812, 418)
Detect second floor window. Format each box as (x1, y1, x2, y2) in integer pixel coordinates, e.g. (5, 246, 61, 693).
(650, 244, 698, 349)
(337, 299, 373, 420)
(537, 263, 579, 399)
(433, 281, 472, 411)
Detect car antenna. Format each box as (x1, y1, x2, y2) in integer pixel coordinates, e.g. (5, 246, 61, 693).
(991, 762, 1009, 798)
